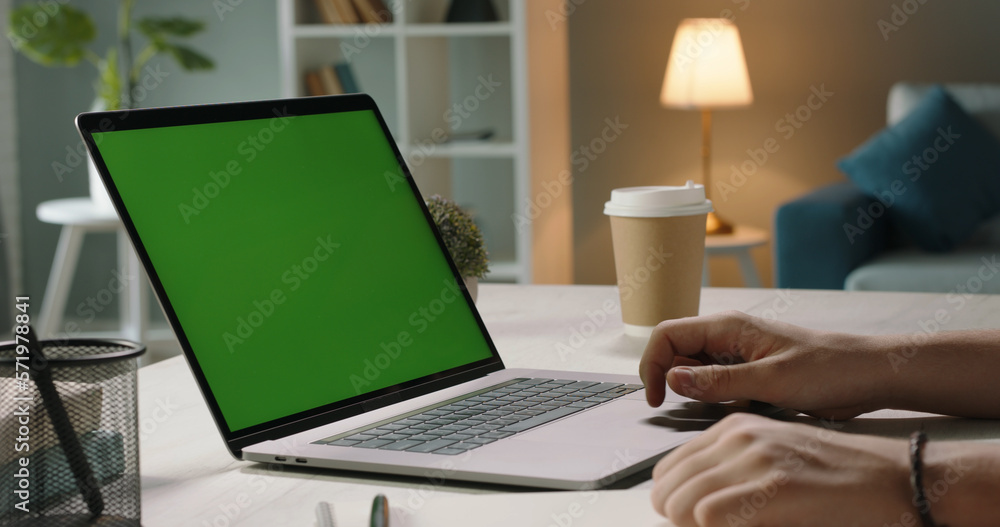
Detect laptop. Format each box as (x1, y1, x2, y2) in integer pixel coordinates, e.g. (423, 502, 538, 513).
(75, 94, 705, 490)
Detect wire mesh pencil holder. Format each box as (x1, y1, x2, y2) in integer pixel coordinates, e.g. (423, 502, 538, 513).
(0, 336, 145, 526)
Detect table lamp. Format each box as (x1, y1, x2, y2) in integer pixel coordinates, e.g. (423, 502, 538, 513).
(661, 18, 753, 234)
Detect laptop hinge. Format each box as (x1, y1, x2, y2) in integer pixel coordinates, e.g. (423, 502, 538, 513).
(362, 391, 403, 413)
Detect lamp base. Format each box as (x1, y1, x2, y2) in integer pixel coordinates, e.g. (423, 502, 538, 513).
(706, 211, 734, 235)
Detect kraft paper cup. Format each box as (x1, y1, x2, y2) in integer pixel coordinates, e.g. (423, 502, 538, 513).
(604, 182, 712, 338)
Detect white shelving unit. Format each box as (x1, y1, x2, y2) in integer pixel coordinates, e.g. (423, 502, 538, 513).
(277, 0, 572, 284)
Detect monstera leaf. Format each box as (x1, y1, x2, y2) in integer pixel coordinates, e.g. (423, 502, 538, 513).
(137, 17, 214, 71)
(137, 17, 205, 38)
(7, 3, 96, 66)
(161, 43, 214, 71)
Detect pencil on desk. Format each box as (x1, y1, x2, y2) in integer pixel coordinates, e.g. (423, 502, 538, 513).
(315, 500, 335, 527)
(370, 494, 389, 527)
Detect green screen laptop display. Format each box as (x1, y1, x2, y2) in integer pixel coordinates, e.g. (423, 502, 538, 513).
(92, 108, 493, 433)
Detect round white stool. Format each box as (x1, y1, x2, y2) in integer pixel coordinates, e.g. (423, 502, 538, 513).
(703, 225, 769, 287)
(36, 197, 150, 342)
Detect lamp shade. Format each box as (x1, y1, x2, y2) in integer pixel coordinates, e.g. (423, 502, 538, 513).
(661, 18, 753, 109)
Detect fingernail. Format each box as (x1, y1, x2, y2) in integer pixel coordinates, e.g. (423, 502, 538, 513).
(673, 367, 695, 392)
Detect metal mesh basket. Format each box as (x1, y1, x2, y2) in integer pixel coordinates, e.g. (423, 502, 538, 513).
(0, 338, 145, 526)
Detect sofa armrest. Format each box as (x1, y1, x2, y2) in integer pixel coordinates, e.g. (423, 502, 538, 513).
(774, 182, 888, 289)
(965, 212, 1000, 247)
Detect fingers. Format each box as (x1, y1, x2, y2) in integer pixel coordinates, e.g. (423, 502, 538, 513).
(653, 461, 732, 523)
(651, 446, 728, 515)
(671, 356, 704, 369)
(654, 479, 769, 527)
(651, 415, 783, 526)
(652, 414, 768, 479)
(666, 362, 772, 404)
(691, 482, 767, 527)
(649, 408, 910, 527)
(652, 418, 731, 481)
(639, 311, 755, 407)
(668, 464, 768, 527)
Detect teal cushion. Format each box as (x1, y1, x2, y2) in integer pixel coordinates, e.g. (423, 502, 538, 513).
(837, 85, 1000, 252)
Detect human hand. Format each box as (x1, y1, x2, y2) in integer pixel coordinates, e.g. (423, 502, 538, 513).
(651, 413, 912, 527)
(638, 311, 885, 420)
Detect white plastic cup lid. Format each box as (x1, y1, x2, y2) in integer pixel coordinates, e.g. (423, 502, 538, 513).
(603, 181, 714, 218)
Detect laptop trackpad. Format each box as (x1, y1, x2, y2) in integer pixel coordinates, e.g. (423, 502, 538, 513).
(513, 399, 703, 451)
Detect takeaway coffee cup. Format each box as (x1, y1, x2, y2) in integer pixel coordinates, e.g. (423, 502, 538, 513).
(604, 181, 712, 337)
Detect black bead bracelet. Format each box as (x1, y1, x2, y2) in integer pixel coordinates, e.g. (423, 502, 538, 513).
(909, 431, 947, 527)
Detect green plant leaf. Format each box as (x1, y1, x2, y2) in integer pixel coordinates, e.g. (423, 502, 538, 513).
(96, 48, 122, 111)
(162, 43, 215, 71)
(137, 17, 205, 39)
(7, 4, 96, 66)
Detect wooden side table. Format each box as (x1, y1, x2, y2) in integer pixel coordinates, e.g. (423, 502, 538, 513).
(703, 225, 769, 287)
(35, 197, 151, 342)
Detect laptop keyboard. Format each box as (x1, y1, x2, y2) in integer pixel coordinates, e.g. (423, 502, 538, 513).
(315, 378, 643, 455)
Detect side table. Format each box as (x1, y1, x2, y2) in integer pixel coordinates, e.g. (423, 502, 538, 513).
(36, 197, 151, 343)
(703, 225, 768, 287)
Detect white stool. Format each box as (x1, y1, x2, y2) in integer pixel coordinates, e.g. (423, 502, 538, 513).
(703, 225, 769, 287)
(36, 198, 151, 342)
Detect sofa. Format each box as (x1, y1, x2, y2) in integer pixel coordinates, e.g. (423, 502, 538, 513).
(775, 82, 1000, 293)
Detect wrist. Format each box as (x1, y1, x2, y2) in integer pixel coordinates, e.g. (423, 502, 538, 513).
(828, 331, 894, 413)
(918, 440, 999, 527)
(865, 333, 915, 412)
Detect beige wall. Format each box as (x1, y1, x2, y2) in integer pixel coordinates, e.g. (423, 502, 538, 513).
(568, 0, 1000, 286)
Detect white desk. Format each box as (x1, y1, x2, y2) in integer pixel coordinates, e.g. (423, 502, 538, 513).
(137, 285, 1000, 526)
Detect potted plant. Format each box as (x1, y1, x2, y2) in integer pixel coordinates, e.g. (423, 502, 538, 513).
(425, 195, 489, 302)
(7, 0, 214, 211)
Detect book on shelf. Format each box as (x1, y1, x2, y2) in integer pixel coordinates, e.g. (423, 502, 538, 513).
(333, 62, 360, 93)
(331, 0, 360, 24)
(318, 65, 344, 95)
(313, 0, 391, 24)
(304, 70, 325, 96)
(351, 0, 393, 23)
(312, 0, 342, 24)
(304, 63, 362, 96)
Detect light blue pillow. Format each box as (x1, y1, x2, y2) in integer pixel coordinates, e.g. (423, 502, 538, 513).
(837, 85, 1000, 252)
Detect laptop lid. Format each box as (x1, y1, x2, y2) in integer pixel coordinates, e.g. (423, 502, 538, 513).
(76, 95, 506, 456)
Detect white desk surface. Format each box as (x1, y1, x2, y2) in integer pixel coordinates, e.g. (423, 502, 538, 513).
(138, 285, 1000, 526)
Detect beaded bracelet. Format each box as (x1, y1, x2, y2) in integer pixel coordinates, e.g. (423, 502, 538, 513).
(909, 431, 947, 527)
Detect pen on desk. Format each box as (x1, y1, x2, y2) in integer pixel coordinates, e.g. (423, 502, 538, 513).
(315, 501, 335, 527)
(370, 494, 389, 527)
